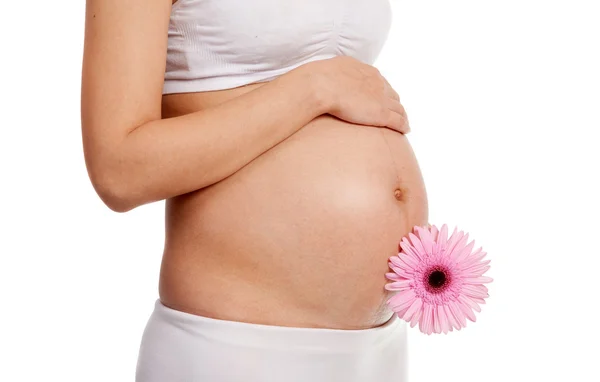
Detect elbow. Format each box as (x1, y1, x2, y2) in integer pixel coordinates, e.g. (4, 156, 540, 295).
(88, 166, 139, 213)
(99, 188, 137, 213)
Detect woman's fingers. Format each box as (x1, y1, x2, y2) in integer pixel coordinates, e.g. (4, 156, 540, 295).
(385, 98, 410, 134)
(382, 77, 407, 133)
(388, 111, 410, 134)
(387, 97, 406, 118)
(383, 78, 400, 102)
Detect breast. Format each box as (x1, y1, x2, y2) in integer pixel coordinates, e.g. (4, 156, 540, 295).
(164, 0, 393, 93)
(159, 90, 429, 330)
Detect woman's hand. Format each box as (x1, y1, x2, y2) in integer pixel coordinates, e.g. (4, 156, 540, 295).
(300, 56, 410, 134)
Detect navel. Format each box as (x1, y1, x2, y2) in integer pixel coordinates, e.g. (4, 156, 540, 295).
(393, 187, 404, 201)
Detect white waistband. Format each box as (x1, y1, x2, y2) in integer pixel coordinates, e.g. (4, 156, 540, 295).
(152, 299, 404, 353)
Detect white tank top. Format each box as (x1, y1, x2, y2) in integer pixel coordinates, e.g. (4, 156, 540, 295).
(163, 0, 393, 94)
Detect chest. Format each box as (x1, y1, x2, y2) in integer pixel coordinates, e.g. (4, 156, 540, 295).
(169, 0, 393, 65)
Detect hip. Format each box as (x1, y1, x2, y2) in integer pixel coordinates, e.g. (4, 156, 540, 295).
(136, 299, 407, 382)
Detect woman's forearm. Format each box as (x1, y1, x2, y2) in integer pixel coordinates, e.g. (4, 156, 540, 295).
(92, 66, 326, 212)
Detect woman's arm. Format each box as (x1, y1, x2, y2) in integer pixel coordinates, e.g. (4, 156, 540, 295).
(81, 0, 408, 213)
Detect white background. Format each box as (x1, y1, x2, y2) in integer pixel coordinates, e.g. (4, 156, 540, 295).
(1, 0, 599, 381)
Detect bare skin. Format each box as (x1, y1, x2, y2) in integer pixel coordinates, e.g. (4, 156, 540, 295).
(81, 0, 428, 330)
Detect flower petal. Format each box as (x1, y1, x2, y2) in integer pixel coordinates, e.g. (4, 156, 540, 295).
(462, 252, 488, 267)
(416, 226, 436, 256)
(444, 304, 460, 330)
(400, 240, 423, 263)
(408, 232, 428, 259)
(389, 255, 403, 267)
(462, 284, 489, 299)
(388, 292, 416, 315)
(388, 263, 407, 277)
(463, 276, 494, 285)
(403, 298, 423, 322)
(420, 303, 434, 335)
(430, 224, 439, 243)
(398, 254, 420, 271)
(459, 295, 482, 313)
(432, 305, 441, 334)
(450, 233, 470, 261)
(455, 239, 476, 263)
(438, 304, 449, 334)
(444, 227, 462, 255)
(410, 311, 420, 328)
(385, 280, 412, 292)
(461, 263, 491, 276)
(459, 301, 477, 322)
(389, 290, 416, 306)
(388, 264, 412, 279)
(449, 301, 467, 328)
(437, 224, 449, 250)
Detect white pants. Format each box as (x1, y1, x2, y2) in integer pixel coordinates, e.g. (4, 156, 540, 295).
(135, 299, 407, 382)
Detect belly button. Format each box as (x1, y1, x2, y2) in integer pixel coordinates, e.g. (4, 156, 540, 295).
(393, 188, 404, 201)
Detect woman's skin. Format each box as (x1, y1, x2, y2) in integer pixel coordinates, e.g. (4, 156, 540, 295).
(81, 0, 428, 330)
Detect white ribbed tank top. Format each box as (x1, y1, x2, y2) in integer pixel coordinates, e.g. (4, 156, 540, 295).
(163, 0, 393, 94)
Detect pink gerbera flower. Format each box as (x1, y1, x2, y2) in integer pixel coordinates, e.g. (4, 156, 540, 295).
(385, 224, 492, 335)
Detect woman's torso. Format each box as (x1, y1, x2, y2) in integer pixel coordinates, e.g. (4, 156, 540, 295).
(157, 0, 429, 330)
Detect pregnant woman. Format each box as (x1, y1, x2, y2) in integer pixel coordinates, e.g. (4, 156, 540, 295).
(81, 0, 428, 380)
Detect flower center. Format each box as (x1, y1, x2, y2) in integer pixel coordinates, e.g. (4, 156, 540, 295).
(428, 270, 447, 289)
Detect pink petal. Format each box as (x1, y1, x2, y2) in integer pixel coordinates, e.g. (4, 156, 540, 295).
(450, 233, 470, 261)
(388, 264, 412, 279)
(408, 232, 428, 259)
(421, 303, 434, 335)
(388, 292, 416, 315)
(409, 299, 424, 328)
(385, 280, 412, 292)
(444, 227, 462, 255)
(419, 303, 429, 334)
(455, 239, 476, 263)
(396, 251, 419, 270)
(449, 301, 467, 328)
(462, 284, 489, 299)
(443, 304, 460, 330)
(389, 256, 403, 267)
(430, 224, 439, 243)
(437, 224, 449, 250)
(461, 263, 491, 276)
(385, 272, 402, 281)
(410, 308, 421, 328)
(462, 276, 494, 285)
(438, 304, 449, 334)
(416, 226, 435, 256)
(388, 263, 407, 276)
(462, 253, 488, 267)
(459, 301, 477, 322)
(461, 256, 491, 269)
(431, 304, 442, 333)
(413, 225, 424, 238)
(432, 305, 441, 334)
(403, 298, 423, 322)
(389, 290, 416, 306)
(459, 295, 482, 313)
(467, 246, 485, 260)
(400, 241, 423, 263)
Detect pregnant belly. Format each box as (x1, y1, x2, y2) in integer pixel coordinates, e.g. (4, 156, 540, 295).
(159, 115, 429, 329)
